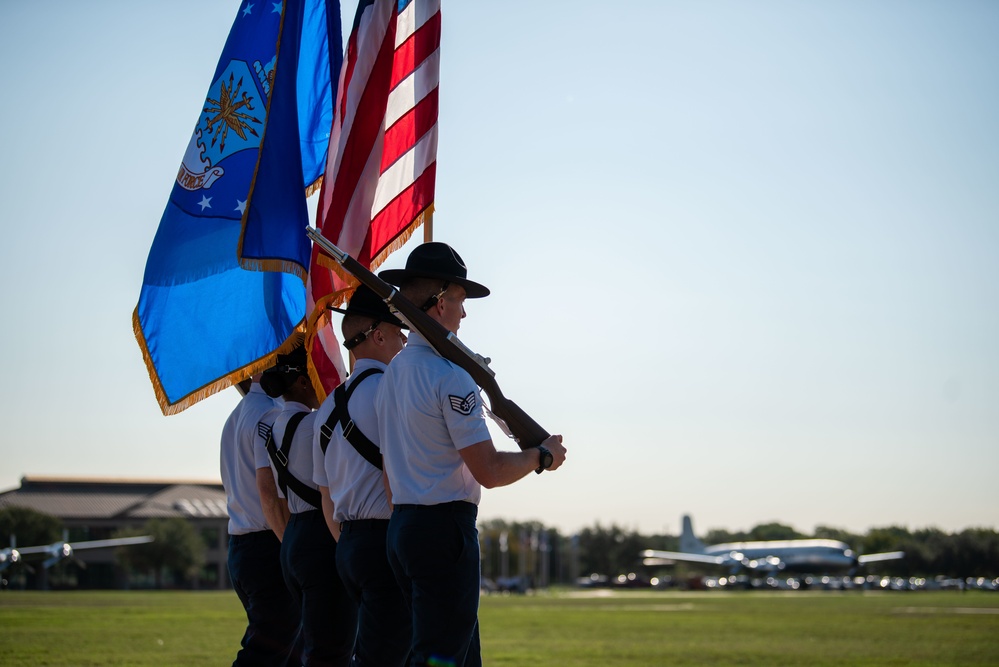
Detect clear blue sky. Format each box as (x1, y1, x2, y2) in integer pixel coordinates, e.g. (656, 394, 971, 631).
(1, 1, 996, 537)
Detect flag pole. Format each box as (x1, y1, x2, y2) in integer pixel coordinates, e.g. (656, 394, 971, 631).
(424, 214, 433, 242)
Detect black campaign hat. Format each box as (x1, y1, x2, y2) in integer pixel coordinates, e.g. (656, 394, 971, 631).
(273, 343, 308, 372)
(378, 242, 490, 298)
(260, 338, 308, 397)
(328, 285, 406, 329)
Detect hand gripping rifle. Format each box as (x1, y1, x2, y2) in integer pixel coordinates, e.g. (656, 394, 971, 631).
(307, 226, 551, 455)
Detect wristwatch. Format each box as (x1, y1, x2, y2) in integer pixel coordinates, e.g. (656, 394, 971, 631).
(535, 445, 553, 474)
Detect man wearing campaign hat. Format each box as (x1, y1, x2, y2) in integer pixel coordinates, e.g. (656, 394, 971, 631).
(314, 285, 411, 666)
(375, 242, 567, 667)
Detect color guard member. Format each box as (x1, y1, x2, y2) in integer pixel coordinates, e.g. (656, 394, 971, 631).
(375, 243, 567, 667)
(314, 285, 411, 666)
(221, 373, 301, 666)
(261, 344, 357, 667)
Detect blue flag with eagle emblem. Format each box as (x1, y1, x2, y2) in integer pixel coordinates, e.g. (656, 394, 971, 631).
(134, 0, 342, 415)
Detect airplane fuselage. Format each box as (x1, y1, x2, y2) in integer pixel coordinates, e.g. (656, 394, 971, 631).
(705, 539, 856, 573)
(642, 516, 903, 576)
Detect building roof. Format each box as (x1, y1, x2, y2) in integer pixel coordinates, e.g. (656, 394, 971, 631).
(0, 476, 228, 521)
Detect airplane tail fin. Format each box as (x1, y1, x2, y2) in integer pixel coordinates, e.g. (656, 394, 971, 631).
(679, 515, 706, 553)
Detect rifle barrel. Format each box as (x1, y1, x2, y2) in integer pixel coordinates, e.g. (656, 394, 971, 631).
(306, 225, 549, 450)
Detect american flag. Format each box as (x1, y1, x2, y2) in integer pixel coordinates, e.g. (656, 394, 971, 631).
(307, 0, 441, 399)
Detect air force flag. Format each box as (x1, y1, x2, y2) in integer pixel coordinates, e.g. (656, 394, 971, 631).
(134, 0, 341, 415)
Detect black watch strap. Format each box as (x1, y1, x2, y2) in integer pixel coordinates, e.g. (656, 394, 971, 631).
(535, 445, 553, 475)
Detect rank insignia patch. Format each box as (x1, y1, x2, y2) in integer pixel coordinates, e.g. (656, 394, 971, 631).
(257, 421, 272, 441)
(449, 392, 476, 416)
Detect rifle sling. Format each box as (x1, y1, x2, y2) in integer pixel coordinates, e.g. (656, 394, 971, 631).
(318, 368, 383, 471)
(266, 411, 322, 510)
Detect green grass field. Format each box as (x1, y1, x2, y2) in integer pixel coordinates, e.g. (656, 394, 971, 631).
(1, 589, 997, 666)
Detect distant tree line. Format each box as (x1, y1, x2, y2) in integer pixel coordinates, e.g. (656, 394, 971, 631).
(6, 507, 996, 589)
(479, 519, 999, 586)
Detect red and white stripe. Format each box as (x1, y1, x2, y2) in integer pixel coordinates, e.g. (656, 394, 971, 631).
(307, 0, 441, 399)
(305, 260, 349, 398)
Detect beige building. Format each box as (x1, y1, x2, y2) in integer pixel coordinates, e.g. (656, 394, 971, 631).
(0, 476, 229, 589)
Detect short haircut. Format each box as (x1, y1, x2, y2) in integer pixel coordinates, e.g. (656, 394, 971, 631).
(400, 277, 449, 310)
(341, 312, 378, 341)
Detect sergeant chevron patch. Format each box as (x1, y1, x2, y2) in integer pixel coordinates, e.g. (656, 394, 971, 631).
(257, 421, 272, 441)
(449, 392, 476, 415)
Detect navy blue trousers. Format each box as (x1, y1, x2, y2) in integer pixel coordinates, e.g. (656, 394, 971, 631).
(337, 519, 412, 666)
(387, 502, 482, 667)
(281, 510, 358, 667)
(228, 531, 302, 667)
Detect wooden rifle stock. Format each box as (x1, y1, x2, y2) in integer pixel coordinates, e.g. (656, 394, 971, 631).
(307, 226, 550, 450)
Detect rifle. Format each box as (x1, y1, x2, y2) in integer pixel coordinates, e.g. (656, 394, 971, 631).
(306, 226, 551, 455)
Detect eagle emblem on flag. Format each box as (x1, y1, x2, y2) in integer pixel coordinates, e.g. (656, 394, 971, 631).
(176, 60, 269, 194)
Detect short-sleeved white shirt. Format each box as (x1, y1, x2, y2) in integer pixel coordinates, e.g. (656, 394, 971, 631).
(221, 385, 278, 535)
(313, 358, 392, 522)
(375, 332, 491, 506)
(268, 401, 320, 515)
(253, 399, 284, 498)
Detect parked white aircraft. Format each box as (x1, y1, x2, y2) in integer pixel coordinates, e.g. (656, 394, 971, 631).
(1, 533, 153, 572)
(0, 538, 20, 572)
(642, 515, 904, 574)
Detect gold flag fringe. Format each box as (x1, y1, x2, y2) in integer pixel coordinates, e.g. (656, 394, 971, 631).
(370, 204, 434, 272)
(237, 257, 309, 282)
(305, 175, 323, 199)
(133, 305, 306, 416)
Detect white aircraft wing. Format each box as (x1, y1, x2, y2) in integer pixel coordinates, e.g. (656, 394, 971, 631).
(65, 536, 154, 550)
(641, 549, 728, 566)
(857, 550, 905, 564)
(14, 544, 62, 556)
(15, 535, 153, 556)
